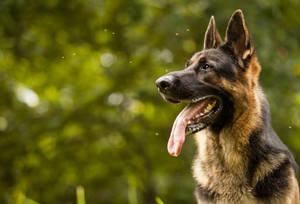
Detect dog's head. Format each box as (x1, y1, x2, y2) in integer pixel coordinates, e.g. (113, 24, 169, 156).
(156, 10, 261, 156)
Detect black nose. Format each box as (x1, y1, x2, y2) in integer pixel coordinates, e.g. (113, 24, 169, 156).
(156, 75, 176, 93)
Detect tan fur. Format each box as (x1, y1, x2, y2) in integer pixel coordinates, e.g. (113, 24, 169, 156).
(194, 126, 300, 204)
(291, 174, 300, 204)
(157, 10, 300, 203)
(193, 55, 299, 203)
(194, 130, 253, 203)
(251, 153, 287, 186)
(205, 54, 262, 147)
(242, 49, 251, 60)
(192, 91, 260, 202)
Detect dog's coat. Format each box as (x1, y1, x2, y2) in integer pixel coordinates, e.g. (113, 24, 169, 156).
(156, 10, 299, 203)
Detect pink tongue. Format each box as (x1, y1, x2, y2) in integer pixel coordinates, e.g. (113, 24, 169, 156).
(168, 103, 204, 157)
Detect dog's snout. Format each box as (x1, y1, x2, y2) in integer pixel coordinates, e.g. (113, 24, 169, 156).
(156, 75, 176, 93)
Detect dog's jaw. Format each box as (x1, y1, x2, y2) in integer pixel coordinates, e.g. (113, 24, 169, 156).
(168, 97, 222, 156)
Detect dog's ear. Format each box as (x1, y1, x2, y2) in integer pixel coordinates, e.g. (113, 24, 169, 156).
(203, 16, 222, 49)
(225, 10, 254, 66)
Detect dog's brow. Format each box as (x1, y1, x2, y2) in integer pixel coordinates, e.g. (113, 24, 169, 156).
(206, 56, 221, 64)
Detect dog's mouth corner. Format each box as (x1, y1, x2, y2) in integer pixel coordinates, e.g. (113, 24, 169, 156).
(185, 96, 222, 135)
(167, 95, 222, 157)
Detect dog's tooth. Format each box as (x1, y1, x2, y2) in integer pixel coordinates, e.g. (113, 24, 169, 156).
(204, 107, 210, 113)
(207, 104, 212, 110)
(210, 101, 216, 109)
(188, 120, 191, 124)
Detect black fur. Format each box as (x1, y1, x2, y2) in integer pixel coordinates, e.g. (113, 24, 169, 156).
(253, 159, 290, 199)
(156, 9, 299, 203)
(245, 94, 298, 199)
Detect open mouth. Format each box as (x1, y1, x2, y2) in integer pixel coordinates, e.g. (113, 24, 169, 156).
(167, 96, 222, 157)
(185, 97, 221, 136)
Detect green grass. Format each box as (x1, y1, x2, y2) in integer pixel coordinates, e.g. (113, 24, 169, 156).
(76, 186, 86, 204)
(14, 186, 87, 204)
(15, 187, 166, 204)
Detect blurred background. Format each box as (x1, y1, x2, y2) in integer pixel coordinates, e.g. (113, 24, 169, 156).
(0, 0, 300, 203)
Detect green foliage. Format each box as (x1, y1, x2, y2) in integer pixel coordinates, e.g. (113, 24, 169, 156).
(76, 186, 86, 204)
(14, 191, 39, 204)
(155, 197, 165, 204)
(0, 0, 299, 203)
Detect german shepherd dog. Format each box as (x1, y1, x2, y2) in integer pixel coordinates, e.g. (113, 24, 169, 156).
(156, 10, 299, 203)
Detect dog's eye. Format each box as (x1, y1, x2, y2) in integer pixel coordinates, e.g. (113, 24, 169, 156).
(202, 64, 212, 71)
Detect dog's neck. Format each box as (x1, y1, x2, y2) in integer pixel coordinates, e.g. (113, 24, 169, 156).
(226, 84, 263, 147)
(193, 85, 264, 173)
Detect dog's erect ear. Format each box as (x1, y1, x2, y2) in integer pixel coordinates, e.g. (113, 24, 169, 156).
(225, 10, 254, 65)
(203, 16, 222, 49)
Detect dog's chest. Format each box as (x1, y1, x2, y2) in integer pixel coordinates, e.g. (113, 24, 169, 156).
(192, 131, 253, 202)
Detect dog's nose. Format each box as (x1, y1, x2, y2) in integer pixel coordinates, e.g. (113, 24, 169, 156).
(156, 75, 176, 93)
